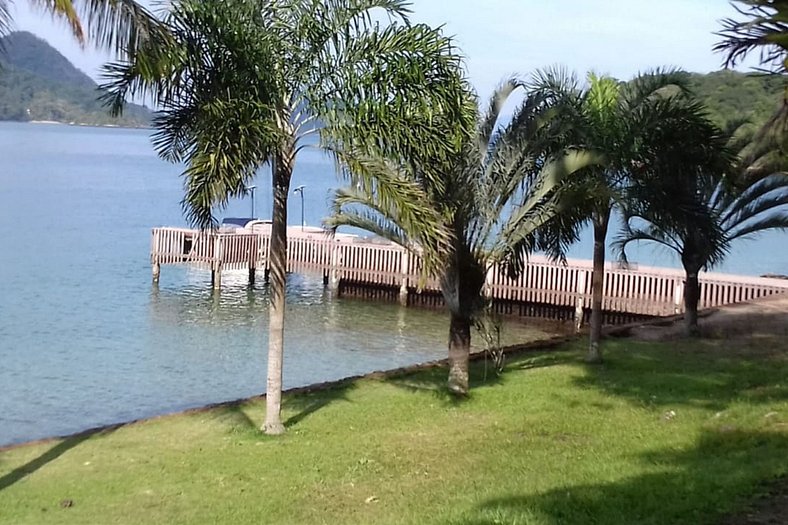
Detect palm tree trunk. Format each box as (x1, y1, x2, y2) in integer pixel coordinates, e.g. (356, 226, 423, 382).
(447, 312, 471, 395)
(262, 149, 293, 435)
(587, 207, 611, 363)
(683, 269, 701, 337)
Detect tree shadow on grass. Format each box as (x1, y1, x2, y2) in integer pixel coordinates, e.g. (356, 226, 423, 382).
(283, 382, 356, 427)
(213, 403, 260, 434)
(387, 351, 573, 406)
(451, 428, 788, 525)
(209, 383, 358, 434)
(0, 425, 121, 492)
(571, 338, 788, 412)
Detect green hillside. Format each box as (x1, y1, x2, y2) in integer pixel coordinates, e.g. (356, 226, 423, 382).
(0, 31, 151, 127)
(0, 30, 783, 133)
(687, 69, 785, 130)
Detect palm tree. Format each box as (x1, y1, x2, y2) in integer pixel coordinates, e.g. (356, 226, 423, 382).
(617, 171, 788, 336)
(0, 0, 165, 57)
(101, 0, 468, 433)
(715, 1, 788, 176)
(715, 0, 788, 74)
(529, 68, 707, 362)
(328, 80, 600, 395)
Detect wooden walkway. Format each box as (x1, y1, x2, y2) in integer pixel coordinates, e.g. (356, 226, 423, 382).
(151, 224, 788, 323)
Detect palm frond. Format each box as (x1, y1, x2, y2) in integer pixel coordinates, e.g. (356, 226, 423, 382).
(613, 223, 682, 265)
(28, 0, 83, 42)
(491, 149, 603, 264)
(329, 148, 452, 258)
(326, 192, 412, 248)
(715, 0, 788, 72)
(476, 78, 522, 157)
(0, 0, 13, 40)
(318, 22, 472, 172)
(719, 173, 788, 226)
(620, 67, 691, 109)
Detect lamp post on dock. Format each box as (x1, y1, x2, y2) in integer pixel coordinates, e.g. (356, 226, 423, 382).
(294, 185, 306, 230)
(248, 185, 257, 218)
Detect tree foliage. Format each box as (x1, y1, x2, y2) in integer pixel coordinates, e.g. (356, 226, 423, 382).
(101, 0, 469, 431)
(328, 80, 600, 393)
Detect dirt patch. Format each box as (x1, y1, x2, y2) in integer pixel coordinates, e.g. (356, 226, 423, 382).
(718, 476, 788, 525)
(622, 293, 788, 342)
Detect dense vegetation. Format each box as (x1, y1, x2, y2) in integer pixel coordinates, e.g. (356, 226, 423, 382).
(0, 31, 151, 127)
(0, 337, 786, 524)
(687, 69, 785, 129)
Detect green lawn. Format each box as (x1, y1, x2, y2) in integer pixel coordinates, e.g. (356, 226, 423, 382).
(1, 336, 786, 524)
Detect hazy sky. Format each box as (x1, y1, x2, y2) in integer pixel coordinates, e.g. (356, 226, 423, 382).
(9, 1, 751, 99)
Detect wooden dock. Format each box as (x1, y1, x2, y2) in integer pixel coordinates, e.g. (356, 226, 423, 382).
(150, 224, 788, 325)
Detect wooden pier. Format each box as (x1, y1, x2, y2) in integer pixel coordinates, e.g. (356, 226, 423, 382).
(151, 224, 788, 325)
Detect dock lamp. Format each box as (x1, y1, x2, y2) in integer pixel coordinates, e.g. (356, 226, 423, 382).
(293, 185, 306, 230)
(247, 185, 257, 218)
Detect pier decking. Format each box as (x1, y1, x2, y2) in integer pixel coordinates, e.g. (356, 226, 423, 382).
(151, 224, 788, 324)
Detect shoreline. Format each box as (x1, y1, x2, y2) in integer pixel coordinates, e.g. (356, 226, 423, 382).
(10, 119, 151, 130)
(0, 334, 575, 452)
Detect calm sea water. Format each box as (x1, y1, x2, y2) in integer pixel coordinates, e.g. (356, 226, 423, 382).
(0, 122, 554, 447)
(1, 122, 786, 447)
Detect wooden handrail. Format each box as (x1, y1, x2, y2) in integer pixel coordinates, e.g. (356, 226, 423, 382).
(151, 226, 788, 316)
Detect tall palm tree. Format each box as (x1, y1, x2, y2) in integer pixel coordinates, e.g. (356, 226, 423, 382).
(101, 0, 468, 433)
(529, 68, 706, 362)
(617, 171, 788, 336)
(328, 81, 599, 394)
(0, 0, 165, 57)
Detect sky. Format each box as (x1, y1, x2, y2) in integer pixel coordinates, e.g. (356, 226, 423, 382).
(8, 0, 753, 100)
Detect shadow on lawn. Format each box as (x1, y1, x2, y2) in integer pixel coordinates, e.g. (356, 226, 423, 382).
(451, 428, 788, 525)
(386, 362, 505, 406)
(0, 426, 121, 492)
(387, 351, 574, 405)
(571, 338, 788, 412)
(283, 383, 356, 427)
(446, 338, 788, 524)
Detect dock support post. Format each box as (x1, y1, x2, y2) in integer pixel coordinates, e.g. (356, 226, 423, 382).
(673, 281, 684, 315)
(328, 243, 341, 295)
(398, 252, 409, 306)
(574, 271, 587, 333)
(211, 234, 223, 291)
(249, 266, 256, 286)
(399, 282, 408, 306)
(152, 261, 160, 284)
(212, 266, 222, 290)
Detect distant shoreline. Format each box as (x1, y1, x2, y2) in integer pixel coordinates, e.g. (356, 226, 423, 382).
(9, 119, 151, 130)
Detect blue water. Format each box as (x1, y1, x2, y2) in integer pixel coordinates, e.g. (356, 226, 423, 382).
(1, 122, 786, 447)
(0, 122, 556, 446)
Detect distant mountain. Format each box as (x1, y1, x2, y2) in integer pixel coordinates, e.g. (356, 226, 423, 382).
(686, 70, 785, 131)
(0, 31, 151, 127)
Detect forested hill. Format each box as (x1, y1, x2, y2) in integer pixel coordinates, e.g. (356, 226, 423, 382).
(0, 30, 783, 132)
(686, 70, 785, 130)
(0, 31, 151, 127)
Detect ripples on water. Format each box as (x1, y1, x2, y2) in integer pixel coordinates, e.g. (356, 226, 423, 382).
(1, 261, 553, 446)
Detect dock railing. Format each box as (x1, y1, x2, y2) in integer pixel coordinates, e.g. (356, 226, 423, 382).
(151, 226, 788, 319)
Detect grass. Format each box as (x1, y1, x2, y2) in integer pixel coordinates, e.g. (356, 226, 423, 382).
(0, 336, 786, 524)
